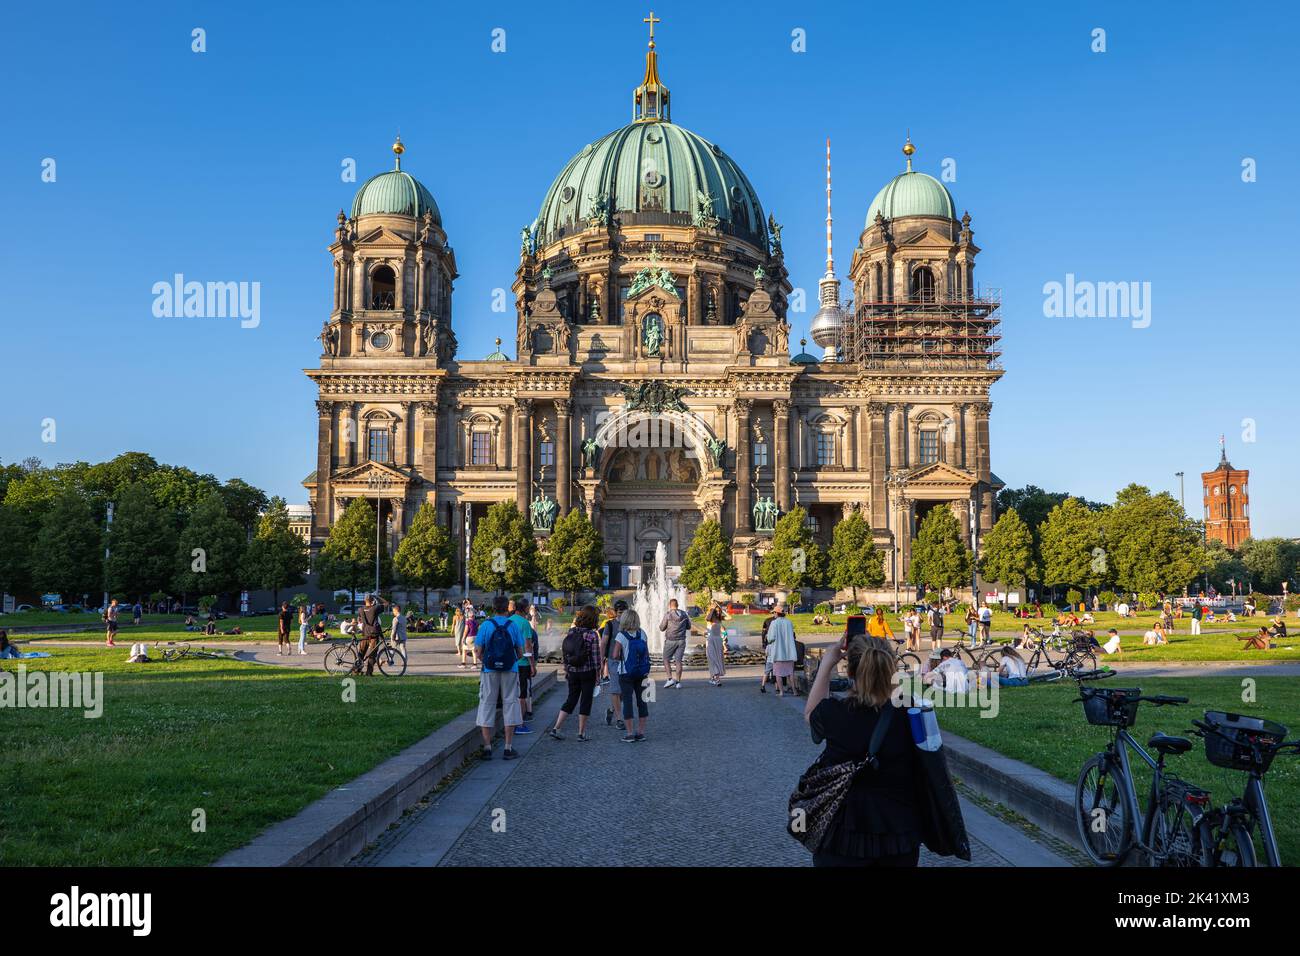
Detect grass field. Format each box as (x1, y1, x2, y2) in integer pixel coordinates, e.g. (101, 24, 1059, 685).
(0, 647, 477, 866)
(932, 676, 1300, 864)
(22, 613, 455, 644)
(0, 611, 184, 628)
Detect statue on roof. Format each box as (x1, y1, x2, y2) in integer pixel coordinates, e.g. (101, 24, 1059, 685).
(694, 190, 719, 229)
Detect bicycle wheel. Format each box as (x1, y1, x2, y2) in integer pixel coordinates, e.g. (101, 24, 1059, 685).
(376, 643, 407, 677)
(1153, 795, 1205, 867)
(896, 652, 922, 677)
(1210, 822, 1257, 867)
(1075, 754, 1133, 866)
(323, 643, 356, 675)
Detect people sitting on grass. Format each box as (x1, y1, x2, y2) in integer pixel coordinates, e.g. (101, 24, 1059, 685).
(340, 618, 358, 637)
(923, 648, 970, 694)
(1241, 628, 1271, 650)
(184, 613, 198, 632)
(127, 642, 151, 663)
(1225, 609, 1237, 623)
(1269, 616, 1287, 640)
(1081, 611, 1095, 626)
(1100, 628, 1123, 656)
(997, 646, 1029, 686)
(311, 619, 329, 640)
(1142, 622, 1168, 646)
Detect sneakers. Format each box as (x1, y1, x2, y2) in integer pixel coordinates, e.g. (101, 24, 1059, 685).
(621, 733, 637, 743)
(634, 734, 646, 742)
(547, 728, 565, 741)
(502, 748, 518, 760)
(479, 746, 493, 760)
(672, 680, 683, 689)
(605, 709, 614, 726)
(664, 679, 677, 689)
(577, 733, 590, 742)
(515, 724, 532, 734)
(616, 719, 626, 730)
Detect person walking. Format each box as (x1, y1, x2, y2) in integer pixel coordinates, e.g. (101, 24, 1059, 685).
(297, 603, 310, 656)
(977, 603, 993, 644)
(451, 606, 467, 667)
(866, 607, 894, 641)
(613, 608, 651, 742)
(903, 607, 921, 652)
(474, 594, 527, 760)
(132, 600, 143, 627)
(459, 607, 478, 669)
(549, 604, 603, 742)
(510, 598, 538, 732)
(103, 599, 119, 647)
(1191, 601, 1204, 636)
(660, 597, 691, 689)
(964, 603, 978, 641)
(390, 600, 408, 654)
(351, 595, 385, 675)
(929, 602, 945, 651)
(766, 602, 798, 697)
(802, 634, 932, 867)
(276, 601, 293, 656)
(602, 600, 628, 728)
(705, 601, 727, 685)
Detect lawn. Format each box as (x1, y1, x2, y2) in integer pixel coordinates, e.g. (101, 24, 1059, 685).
(932, 676, 1300, 864)
(0, 611, 184, 629)
(24, 614, 454, 644)
(0, 647, 478, 866)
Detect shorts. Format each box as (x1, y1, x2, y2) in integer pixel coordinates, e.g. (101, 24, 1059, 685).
(662, 639, 686, 664)
(106, 621, 118, 634)
(476, 669, 522, 728)
(517, 666, 532, 699)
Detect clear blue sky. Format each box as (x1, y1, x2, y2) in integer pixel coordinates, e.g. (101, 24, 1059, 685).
(3, 1, 1297, 534)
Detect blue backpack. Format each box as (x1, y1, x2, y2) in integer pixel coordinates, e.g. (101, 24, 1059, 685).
(479, 616, 519, 672)
(622, 629, 650, 680)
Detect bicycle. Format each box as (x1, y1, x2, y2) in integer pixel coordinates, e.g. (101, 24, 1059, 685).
(323, 634, 408, 676)
(1071, 669, 1208, 866)
(1191, 711, 1299, 866)
(933, 628, 1003, 670)
(155, 641, 226, 661)
(1024, 630, 1097, 679)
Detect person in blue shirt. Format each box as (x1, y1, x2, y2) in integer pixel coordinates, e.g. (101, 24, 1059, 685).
(474, 594, 528, 760)
(509, 597, 540, 733)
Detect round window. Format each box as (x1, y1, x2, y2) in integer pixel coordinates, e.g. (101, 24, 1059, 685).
(370, 331, 391, 350)
(643, 169, 663, 188)
(560, 185, 575, 203)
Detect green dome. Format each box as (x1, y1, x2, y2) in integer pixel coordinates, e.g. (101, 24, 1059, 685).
(351, 170, 441, 223)
(484, 339, 510, 362)
(865, 171, 955, 225)
(536, 120, 766, 246)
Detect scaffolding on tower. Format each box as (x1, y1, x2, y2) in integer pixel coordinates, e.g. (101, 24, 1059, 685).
(838, 286, 1003, 371)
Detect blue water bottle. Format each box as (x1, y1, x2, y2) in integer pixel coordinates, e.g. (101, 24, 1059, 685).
(907, 701, 942, 752)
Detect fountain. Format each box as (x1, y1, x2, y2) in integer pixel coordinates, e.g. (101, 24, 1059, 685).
(633, 541, 688, 658)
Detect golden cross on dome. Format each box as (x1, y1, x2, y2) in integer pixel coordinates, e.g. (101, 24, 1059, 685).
(643, 10, 661, 48)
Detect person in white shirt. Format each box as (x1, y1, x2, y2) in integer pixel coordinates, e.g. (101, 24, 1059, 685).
(977, 604, 993, 643)
(925, 649, 970, 693)
(997, 646, 1029, 685)
(1101, 628, 1122, 655)
(904, 608, 922, 651)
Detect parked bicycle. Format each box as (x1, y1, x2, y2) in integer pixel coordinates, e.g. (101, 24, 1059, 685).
(154, 641, 226, 661)
(1071, 670, 1208, 866)
(1024, 629, 1097, 679)
(939, 628, 1004, 671)
(322, 635, 408, 676)
(1191, 711, 1299, 866)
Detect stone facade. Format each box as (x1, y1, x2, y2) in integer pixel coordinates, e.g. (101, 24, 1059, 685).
(304, 24, 1003, 593)
(1202, 445, 1250, 550)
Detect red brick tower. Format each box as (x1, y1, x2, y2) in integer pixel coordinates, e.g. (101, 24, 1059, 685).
(1202, 439, 1250, 549)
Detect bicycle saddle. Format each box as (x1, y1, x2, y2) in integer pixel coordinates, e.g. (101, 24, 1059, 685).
(1147, 733, 1192, 756)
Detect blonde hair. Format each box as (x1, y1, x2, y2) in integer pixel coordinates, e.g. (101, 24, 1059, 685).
(846, 635, 896, 708)
(619, 609, 641, 633)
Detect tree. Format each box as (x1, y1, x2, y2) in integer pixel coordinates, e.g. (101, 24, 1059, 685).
(393, 502, 457, 611)
(31, 490, 102, 602)
(0, 501, 31, 599)
(105, 483, 176, 600)
(827, 509, 883, 602)
(143, 464, 222, 531)
(315, 498, 391, 606)
(468, 501, 539, 595)
(1038, 497, 1104, 592)
(759, 506, 826, 591)
(173, 491, 248, 601)
(219, 478, 269, 537)
(1237, 538, 1299, 593)
(1102, 484, 1201, 595)
(240, 497, 309, 608)
(978, 508, 1036, 595)
(543, 508, 605, 604)
(680, 518, 738, 596)
(907, 506, 971, 590)
(1202, 538, 1248, 593)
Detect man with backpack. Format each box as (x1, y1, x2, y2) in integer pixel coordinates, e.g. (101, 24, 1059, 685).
(474, 594, 527, 760)
(613, 608, 652, 742)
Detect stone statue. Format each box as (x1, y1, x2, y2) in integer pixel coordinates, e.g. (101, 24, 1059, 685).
(589, 295, 601, 322)
(753, 496, 779, 532)
(554, 322, 572, 352)
(693, 189, 719, 229)
(705, 436, 726, 469)
(622, 381, 688, 413)
(580, 437, 601, 470)
(643, 314, 663, 356)
(768, 213, 783, 252)
(530, 493, 558, 532)
(519, 226, 535, 257)
(588, 194, 613, 227)
(734, 322, 750, 354)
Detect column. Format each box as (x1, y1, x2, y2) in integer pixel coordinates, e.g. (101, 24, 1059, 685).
(734, 399, 752, 534)
(689, 274, 702, 325)
(554, 398, 571, 514)
(314, 400, 334, 539)
(889, 403, 905, 471)
(419, 401, 438, 485)
(946, 404, 962, 466)
(352, 258, 365, 312)
(773, 400, 790, 512)
(846, 406, 858, 472)
(975, 402, 993, 532)
(514, 399, 532, 512)
(868, 402, 887, 529)
(348, 402, 361, 466)
(496, 405, 511, 468)
(396, 403, 412, 468)
(963, 403, 977, 471)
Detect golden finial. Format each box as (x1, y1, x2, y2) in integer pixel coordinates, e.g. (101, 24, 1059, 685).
(495, 337, 502, 347)
(643, 10, 661, 49)
(902, 131, 915, 172)
(392, 134, 405, 170)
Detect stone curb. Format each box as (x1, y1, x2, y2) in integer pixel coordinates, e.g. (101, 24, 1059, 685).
(942, 730, 1083, 851)
(214, 668, 558, 867)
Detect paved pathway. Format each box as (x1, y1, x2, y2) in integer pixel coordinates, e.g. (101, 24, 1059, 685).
(355, 669, 1070, 868)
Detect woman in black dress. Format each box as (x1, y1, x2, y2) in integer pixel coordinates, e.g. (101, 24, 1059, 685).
(803, 634, 926, 867)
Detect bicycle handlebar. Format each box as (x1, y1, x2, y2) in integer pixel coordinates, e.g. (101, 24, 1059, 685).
(1072, 669, 1115, 682)
(1140, 695, 1188, 706)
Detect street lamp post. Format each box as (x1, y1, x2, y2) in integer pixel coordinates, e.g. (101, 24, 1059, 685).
(366, 474, 392, 597)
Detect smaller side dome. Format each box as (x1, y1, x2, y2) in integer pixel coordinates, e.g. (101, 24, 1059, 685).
(791, 338, 820, 365)
(484, 337, 510, 362)
(865, 171, 955, 225)
(350, 139, 441, 223)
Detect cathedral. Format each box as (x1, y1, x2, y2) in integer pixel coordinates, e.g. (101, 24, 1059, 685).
(304, 16, 1003, 595)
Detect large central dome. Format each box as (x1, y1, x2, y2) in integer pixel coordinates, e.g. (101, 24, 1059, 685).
(536, 120, 767, 247)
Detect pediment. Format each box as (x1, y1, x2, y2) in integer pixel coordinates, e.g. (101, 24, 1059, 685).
(896, 226, 956, 249)
(354, 224, 413, 247)
(903, 461, 976, 486)
(331, 460, 413, 486)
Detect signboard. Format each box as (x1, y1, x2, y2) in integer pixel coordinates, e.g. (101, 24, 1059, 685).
(240, 590, 249, 614)
(3, 593, 14, 614)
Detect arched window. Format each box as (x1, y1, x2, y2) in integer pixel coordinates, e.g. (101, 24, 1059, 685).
(370, 265, 396, 310)
(367, 425, 391, 463)
(910, 266, 936, 303)
(918, 429, 940, 465)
